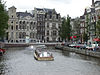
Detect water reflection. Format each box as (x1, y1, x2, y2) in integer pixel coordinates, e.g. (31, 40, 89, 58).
(62, 50, 100, 66)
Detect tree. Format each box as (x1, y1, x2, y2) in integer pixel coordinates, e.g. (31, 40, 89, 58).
(72, 17, 80, 41)
(97, 19, 100, 38)
(0, 0, 9, 40)
(83, 33, 88, 42)
(60, 17, 67, 41)
(66, 15, 71, 41)
(60, 15, 71, 41)
(86, 14, 89, 40)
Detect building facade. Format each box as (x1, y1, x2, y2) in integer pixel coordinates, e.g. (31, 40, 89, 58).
(44, 9, 61, 42)
(34, 8, 45, 42)
(95, 0, 100, 38)
(6, 6, 61, 43)
(7, 6, 37, 43)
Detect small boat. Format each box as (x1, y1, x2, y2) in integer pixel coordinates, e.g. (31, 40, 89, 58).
(34, 47, 54, 61)
(0, 48, 6, 56)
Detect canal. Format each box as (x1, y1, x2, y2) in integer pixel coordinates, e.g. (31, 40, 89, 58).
(0, 46, 100, 75)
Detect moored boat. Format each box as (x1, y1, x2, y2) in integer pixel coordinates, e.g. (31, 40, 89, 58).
(0, 48, 6, 56)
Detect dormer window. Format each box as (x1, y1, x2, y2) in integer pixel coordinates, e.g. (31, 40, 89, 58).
(12, 10, 13, 13)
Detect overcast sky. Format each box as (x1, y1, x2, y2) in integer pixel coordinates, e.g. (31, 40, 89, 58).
(5, 0, 96, 18)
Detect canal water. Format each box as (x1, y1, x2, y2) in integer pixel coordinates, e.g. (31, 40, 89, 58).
(0, 46, 100, 75)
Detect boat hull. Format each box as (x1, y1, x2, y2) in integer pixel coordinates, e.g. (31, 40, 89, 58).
(34, 53, 54, 61)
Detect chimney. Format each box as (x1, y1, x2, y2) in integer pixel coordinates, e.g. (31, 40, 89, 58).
(92, 0, 95, 7)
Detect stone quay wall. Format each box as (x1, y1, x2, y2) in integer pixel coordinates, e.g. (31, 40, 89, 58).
(55, 45, 100, 58)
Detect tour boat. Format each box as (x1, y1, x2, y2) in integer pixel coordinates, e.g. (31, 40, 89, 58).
(34, 47, 54, 61)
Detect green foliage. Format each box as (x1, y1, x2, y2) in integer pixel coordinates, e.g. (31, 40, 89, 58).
(83, 33, 88, 42)
(0, 0, 9, 38)
(86, 14, 89, 34)
(66, 15, 71, 41)
(60, 17, 67, 40)
(97, 19, 100, 38)
(60, 15, 71, 41)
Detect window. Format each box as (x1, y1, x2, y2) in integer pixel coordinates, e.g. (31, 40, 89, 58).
(12, 10, 13, 13)
(45, 14, 47, 18)
(22, 32, 26, 39)
(34, 22, 36, 25)
(23, 21, 25, 24)
(47, 37, 49, 42)
(30, 22, 33, 25)
(16, 25, 18, 30)
(52, 23, 56, 28)
(50, 15, 52, 19)
(16, 32, 18, 38)
(19, 32, 22, 38)
(56, 14, 59, 19)
(47, 23, 49, 28)
(30, 32, 34, 38)
(11, 21, 13, 23)
(24, 25, 26, 29)
(12, 15, 13, 18)
(53, 31, 57, 36)
(11, 32, 13, 38)
(19, 25, 21, 29)
(16, 22, 18, 24)
(19, 21, 22, 24)
(47, 31, 49, 36)
(30, 25, 34, 30)
(40, 23, 41, 25)
(11, 26, 13, 30)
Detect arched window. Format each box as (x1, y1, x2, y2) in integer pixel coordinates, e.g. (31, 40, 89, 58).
(19, 21, 22, 24)
(23, 32, 26, 39)
(19, 32, 22, 38)
(30, 22, 33, 25)
(30, 32, 34, 38)
(23, 21, 25, 24)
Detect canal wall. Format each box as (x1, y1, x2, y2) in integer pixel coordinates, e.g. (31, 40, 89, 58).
(55, 45, 100, 58)
(4, 43, 61, 47)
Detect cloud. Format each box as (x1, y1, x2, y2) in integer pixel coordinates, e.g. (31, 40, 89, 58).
(5, 0, 92, 18)
(47, 0, 72, 4)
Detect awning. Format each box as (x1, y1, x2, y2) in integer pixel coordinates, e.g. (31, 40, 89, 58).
(93, 38, 100, 41)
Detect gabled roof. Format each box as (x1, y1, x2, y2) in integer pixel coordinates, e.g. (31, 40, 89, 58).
(35, 8, 56, 14)
(9, 6, 16, 9)
(35, 8, 44, 11)
(44, 8, 53, 12)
